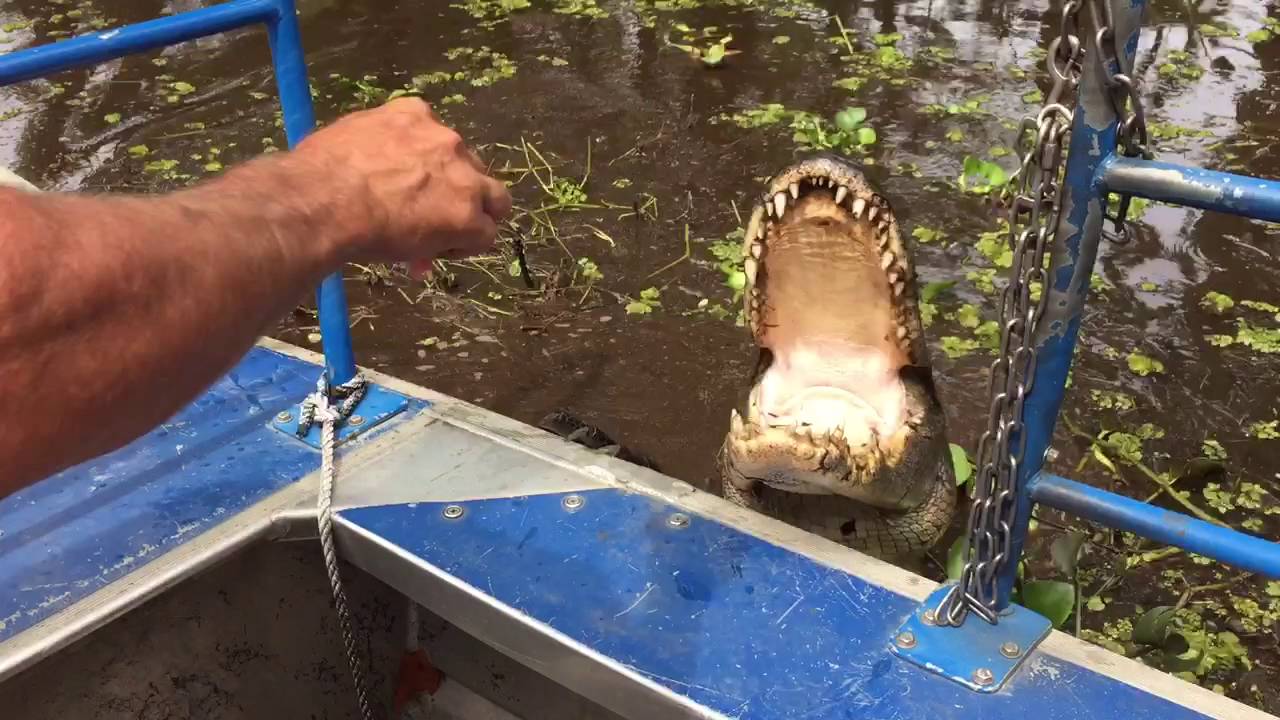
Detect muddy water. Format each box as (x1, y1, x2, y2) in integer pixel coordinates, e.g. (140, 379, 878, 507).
(5, 0, 1280, 711)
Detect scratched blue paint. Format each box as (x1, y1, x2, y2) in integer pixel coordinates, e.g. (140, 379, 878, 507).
(1098, 156, 1280, 223)
(1032, 474, 1280, 578)
(0, 347, 424, 643)
(339, 490, 1216, 719)
(993, 0, 1141, 608)
(0, 0, 355, 385)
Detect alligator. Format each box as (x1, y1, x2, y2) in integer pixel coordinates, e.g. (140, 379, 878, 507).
(541, 154, 955, 561)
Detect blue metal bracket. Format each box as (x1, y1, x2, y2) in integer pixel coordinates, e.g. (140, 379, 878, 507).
(891, 583, 1052, 693)
(269, 384, 413, 449)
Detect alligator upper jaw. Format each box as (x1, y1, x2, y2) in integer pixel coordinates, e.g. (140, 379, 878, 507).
(725, 155, 930, 500)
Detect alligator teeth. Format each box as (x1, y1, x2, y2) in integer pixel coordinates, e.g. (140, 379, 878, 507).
(773, 192, 787, 219)
(894, 280, 906, 296)
(749, 241, 763, 259)
(744, 256, 758, 285)
(730, 408, 745, 434)
(789, 182, 800, 199)
(897, 326, 909, 340)
(851, 197, 866, 218)
(834, 185, 849, 206)
(880, 251, 896, 270)
(877, 221, 890, 237)
(867, 206, 880, 223)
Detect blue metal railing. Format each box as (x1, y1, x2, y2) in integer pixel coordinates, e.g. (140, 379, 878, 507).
(0, 0, 358, 386)
(993, 0, 1280, 610)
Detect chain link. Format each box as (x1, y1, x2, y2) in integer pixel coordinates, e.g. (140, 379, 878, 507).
(932, 0, 1146, 628)
(1091, 0, 1152, 243)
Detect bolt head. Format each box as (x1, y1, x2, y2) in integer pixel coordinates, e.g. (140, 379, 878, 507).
(442, 505, 465, 519)
(349, 414, 365, 426)
(276, 411, 293, 423)
(973, 668, 995, 686)
(922, 610, 937, 625)
(667, 512, 690, 529)
(562, 494, 585, 511)
(894, 631, 917, 649)
(1000, 641, 1021, 658)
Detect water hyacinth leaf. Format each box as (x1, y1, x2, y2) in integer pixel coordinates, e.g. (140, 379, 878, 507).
(835, 106, 866, 131)
(703, 42, 726, 66)
(949, 443, 972, 487)
(856, 127, 877, 146)
(1133, 605, 1178, 646)
(946, 536, 969, 581)
(920, 279, 955, 302)
(1127, 351, 1164, 376)
(1050, 531, 1087, 577)
(1021, 580, 1075, 628)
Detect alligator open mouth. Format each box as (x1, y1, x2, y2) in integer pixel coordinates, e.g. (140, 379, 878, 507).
(719, 154, 954, 558)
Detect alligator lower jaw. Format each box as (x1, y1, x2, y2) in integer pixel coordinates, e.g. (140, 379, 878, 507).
(725, 157, 930, 502)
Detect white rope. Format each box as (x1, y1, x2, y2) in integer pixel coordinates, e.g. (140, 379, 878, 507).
(301, 373, 378, 720)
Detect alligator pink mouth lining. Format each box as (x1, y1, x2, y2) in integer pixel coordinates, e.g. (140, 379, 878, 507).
(733, 161, 924, 464)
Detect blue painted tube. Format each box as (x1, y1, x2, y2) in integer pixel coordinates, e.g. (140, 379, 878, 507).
(1030, 474, 1280, 578)
(1097, 156, 1280, 223)
(0, 1, 275, 85)
(264, 1, 358, 384)
(992, 0, 1146, 610)
(0, 0, 358, 385)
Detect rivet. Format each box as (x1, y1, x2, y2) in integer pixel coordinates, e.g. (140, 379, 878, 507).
(442, 505, 465, 519)
(562, 494, 585, 512)
(349, 414, 365, 426)
(1000, 641, 1021, 658)
(973, 667, 995, 686)
(667, 513, 690, 529)
(894, 631, 917, 649)
(276, 411, 293, 423)
(922, 610, 937, 625)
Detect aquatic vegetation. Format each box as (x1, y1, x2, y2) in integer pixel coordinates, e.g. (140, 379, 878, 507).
(625, 287, 662, 315)
(665, 26, 740, 67)
(716, 104, 878, 155)
(957, 156, 1008, 195)
(1127, 351, 1165, 376)
(1247, 16, 1280, 44)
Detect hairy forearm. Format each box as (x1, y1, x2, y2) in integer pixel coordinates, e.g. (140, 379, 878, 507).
(0, 151, 355, 496)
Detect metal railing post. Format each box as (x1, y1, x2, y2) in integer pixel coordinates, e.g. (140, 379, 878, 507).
(263, 0, 358, 386)
(991, 0, 1147, 609)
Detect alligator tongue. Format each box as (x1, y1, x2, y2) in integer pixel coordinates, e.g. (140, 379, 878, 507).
(755, 338, 906, 446)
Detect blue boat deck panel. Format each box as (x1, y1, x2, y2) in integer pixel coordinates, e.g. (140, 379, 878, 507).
(338, 491, 1228, 720)
(327, 393, 1272, 720)
(0, 342, 427, 680)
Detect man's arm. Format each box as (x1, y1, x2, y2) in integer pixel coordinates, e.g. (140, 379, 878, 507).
(0, 98, 510, 497)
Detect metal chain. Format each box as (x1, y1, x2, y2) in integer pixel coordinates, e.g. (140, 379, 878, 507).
(1090, 0, 1152, 243)
(304, 373, 379, 720)
(932, 0, 1092, 628)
